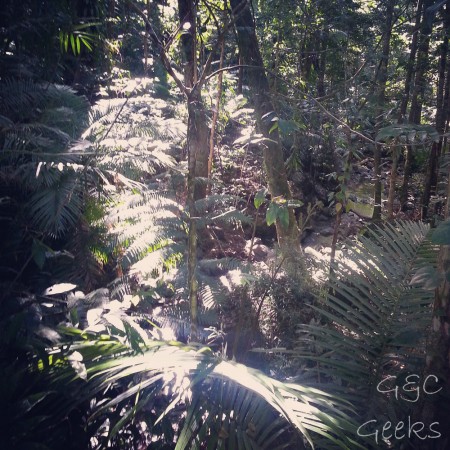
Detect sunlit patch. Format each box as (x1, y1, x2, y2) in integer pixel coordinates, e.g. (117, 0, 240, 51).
(219, 268, 242, 292)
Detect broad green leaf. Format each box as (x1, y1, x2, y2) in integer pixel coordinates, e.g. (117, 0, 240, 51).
(269, 121, 278, 134)
(278, 206, 289, 228)
(254, 189, 267, 209)
(266, 202, 278, 226)
(32, 238, 47, 269)
(278, 119, 300, 135)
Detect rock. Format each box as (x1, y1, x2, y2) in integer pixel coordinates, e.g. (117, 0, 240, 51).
(319, 226, 335, 237)
(304, 246, 323, 261)
(252, 244, 270, 261)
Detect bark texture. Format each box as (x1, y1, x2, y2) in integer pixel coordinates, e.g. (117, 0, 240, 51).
(422, 4, 450, 219)
(373, 0, 394, 221)
(400, 0, 434, 209)
(230, 0, 303, 274)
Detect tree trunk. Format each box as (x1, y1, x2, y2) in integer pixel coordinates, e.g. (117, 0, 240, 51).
(177, 0, 211, 341)
(143, 0, 149, 72)
(387, 146, 399, 220)
(397, 0, 423, 123)
(373, 0, 395, 221)
(420, 176, 450, 449)
(316, 28, 329, 98)
(422, 4, 450, 219)
(230, 0, 303, 273)
(208, 37, 225, 192)
(178, 0, 209, 201)
(400, 0, 434, 210)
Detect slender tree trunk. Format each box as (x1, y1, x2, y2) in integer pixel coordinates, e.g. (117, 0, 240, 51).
(387, 145, 399, 220)
(208, 37, 225, 192)
(420, 176, 450, 449)
(316, 28, 328, 98)
(177, 0, 211, 340)
(143, 0, 149, 72)
(178, 0, 209, 201)
(397, 0, 423, 123)
(107, 0, 115, 38)
(237, 55, 243, 95)
(422, 5, 450, 219)
(400, 0, 434, 210)
(373, 0, 395, 221)
(230, 0, 303, 274)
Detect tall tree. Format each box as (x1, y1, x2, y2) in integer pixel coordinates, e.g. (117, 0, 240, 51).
(397, 0, 424, 123)
(421, 169, 450, 449)
(400, 0, 435, 209)
(373, 0, 396, 221)
(229, 0, 303, 274)
(178, 0, 210, 202)
(422, 4, 450, 218)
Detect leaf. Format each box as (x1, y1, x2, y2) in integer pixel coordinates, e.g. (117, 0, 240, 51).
(70, 34, 76, 54)
(43, 283, 77, 295)
(266, 203, 278, 226)
(410, 266, 441, 290)
(76, 36, 81, 55)
(32, 239, 47, 270)
(278, 206, 289, 228)
(80, 35, 92, 51)
(431, 220, 450, 245)
(254, 189, 267, 209)
(295, 219, 437, 438)
(80, 36, 93, 51)
(278, 119, 300, 135)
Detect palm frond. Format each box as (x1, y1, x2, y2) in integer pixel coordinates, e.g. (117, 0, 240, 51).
(52, 330, 361, 449)
(294, 220, 439, 433)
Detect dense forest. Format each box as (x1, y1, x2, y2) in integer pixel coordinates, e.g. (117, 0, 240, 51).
(1, 0, 450, 448)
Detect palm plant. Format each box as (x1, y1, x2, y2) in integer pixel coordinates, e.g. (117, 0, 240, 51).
(41, 323, 361, 450)
(293, 220, 439, 448)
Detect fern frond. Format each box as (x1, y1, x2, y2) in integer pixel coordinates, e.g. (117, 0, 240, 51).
(27, 175, 84, 238)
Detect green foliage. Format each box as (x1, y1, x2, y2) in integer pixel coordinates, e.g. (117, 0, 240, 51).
(47, 326, 360, 450)
(0, 79, 100, 293)
(376, 123, 439, 145)
(431, 219, 450, 245)
(294, 220, 439, 448)
(59, 23, 98, 56)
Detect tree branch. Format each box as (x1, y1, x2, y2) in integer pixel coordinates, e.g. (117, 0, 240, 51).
(126, 0, 188, 96)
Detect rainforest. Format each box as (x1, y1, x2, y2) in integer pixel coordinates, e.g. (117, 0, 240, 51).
(1, 0, 450, 449)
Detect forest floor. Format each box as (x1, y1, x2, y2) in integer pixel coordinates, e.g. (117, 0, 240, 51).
(97, 85, 426, 346)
